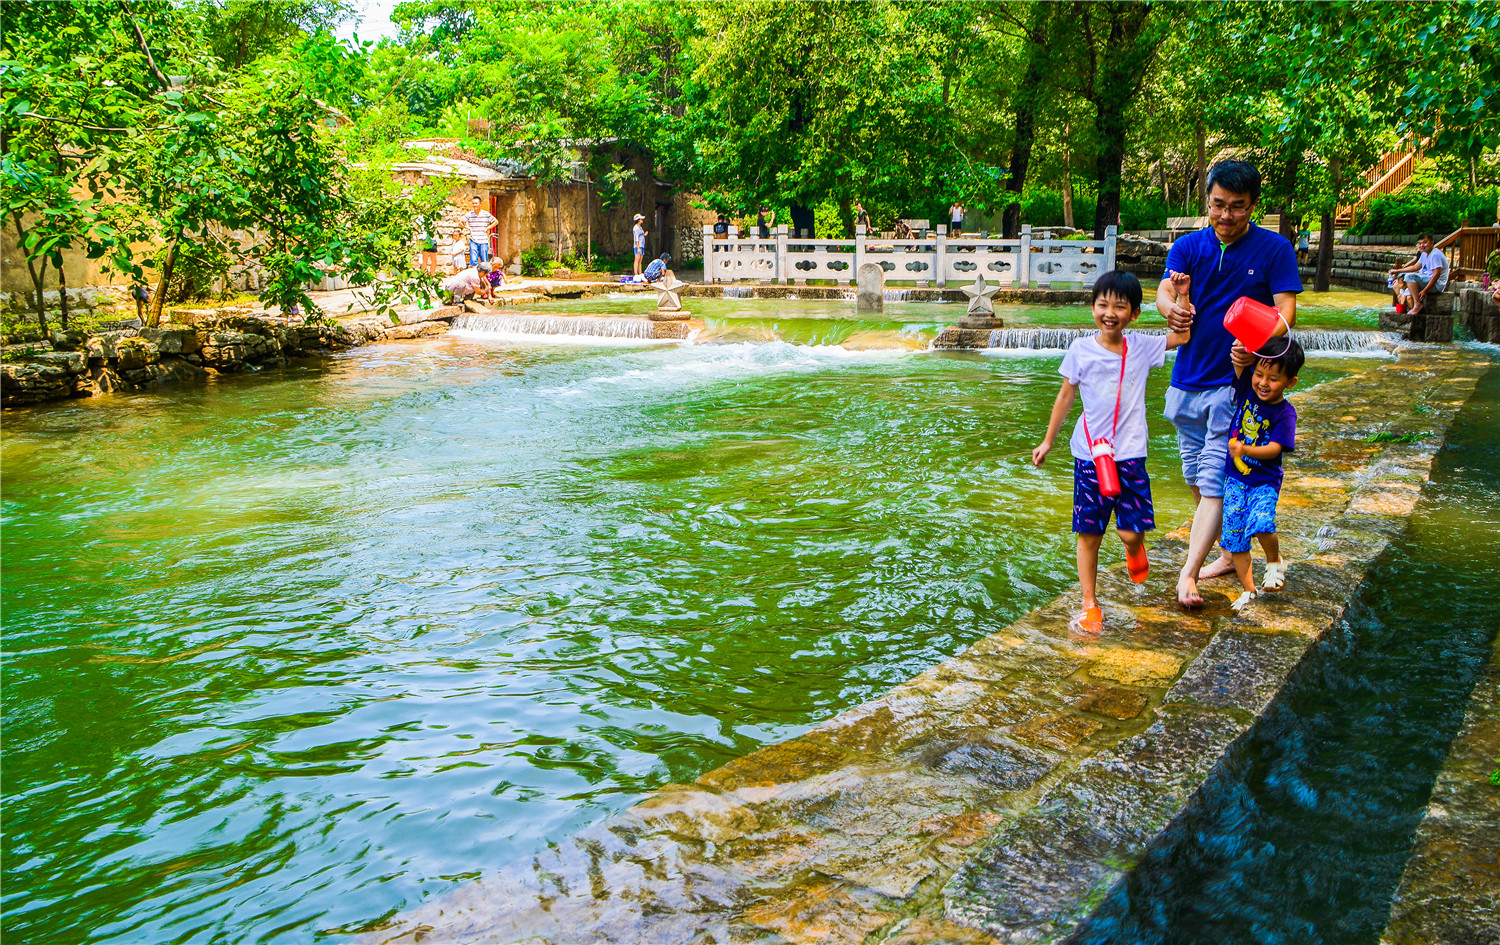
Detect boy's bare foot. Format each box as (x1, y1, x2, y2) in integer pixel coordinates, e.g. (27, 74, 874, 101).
(1177, 575, 1204, 608)
(1197, 554, 1236, 580)
(1074, 605, 1103, 633)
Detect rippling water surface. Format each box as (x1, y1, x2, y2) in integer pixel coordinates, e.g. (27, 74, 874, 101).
(2, 331, 1353, 943)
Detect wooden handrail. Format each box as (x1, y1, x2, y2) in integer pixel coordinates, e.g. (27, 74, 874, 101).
(1435, 227, 1462, 250)
(1336, 131, 1436, 226)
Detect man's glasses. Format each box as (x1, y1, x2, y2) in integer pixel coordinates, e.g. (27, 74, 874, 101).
(1209, 202, 1251, 219)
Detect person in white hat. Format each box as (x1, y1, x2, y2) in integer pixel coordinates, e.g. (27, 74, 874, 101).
(632, 213, 647, 276)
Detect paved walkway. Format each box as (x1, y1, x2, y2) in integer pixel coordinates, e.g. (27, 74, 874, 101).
(363, 346, 1490, 945)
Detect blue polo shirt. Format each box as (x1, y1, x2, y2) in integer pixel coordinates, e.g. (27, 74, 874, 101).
(1163, 223, 1302, 391)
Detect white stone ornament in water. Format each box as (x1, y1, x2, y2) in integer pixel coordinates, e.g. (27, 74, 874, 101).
(962, 274, 999, 316)
(651, 272, 687, 314)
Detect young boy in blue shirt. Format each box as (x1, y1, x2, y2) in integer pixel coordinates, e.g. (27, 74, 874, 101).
(1222, 338, 1303, 612)
(1034, 272, 1191, 632)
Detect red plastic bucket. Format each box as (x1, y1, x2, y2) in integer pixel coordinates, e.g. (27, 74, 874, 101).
(1224, 297, 1286, 354)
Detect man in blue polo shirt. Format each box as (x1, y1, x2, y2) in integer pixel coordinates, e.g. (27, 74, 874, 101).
(1157, 161, 1301, 608)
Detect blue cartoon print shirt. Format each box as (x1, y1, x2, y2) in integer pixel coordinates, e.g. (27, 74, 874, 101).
(1225, 368, 1297, 490)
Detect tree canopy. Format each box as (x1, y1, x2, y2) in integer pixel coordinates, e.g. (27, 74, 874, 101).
(4, 0, 1497, 327)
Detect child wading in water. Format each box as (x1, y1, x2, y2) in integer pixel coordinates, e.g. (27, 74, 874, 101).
(1222, 337, 1303, 611)
(1033, 272, 1191, 632)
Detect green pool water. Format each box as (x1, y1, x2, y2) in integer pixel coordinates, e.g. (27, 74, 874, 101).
(1, 336, 1353, 943)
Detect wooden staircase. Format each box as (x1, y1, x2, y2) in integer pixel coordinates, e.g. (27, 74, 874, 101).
(1336, 134, 1423, 227)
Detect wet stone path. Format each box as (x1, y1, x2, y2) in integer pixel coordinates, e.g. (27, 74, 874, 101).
(364, 346, 1490, 945)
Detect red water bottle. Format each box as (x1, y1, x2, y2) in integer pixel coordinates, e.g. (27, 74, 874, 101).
(1091, 439, 1121, 497)
(1084, 337, 1127, 499)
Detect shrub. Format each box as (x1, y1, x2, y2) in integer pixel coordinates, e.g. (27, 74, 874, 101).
(1017, 190, 1168, 232)
(1119, 196, 1171, 231)
(519, 244, 555, 277)
(154, 239, 232, 302)
(1348, 187, 1500, 236)
(1021, 190, 1094, 229)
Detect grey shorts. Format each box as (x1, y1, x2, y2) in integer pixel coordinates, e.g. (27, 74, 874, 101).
(1164, 384, 1236, 499)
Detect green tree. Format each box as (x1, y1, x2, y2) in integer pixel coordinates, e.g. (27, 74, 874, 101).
(2, 0, 442, 328)
(194, 0, 353, 72)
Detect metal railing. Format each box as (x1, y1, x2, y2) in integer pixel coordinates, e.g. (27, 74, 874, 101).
(701, 224, 1118, 288)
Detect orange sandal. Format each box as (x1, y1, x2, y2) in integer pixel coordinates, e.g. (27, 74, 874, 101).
(1075, 606, 1103, 633)
(1127, 543, 1150, 584)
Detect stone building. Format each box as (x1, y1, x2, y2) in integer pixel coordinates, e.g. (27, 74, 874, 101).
(392, 140, 712, 272)
(0, 139, 712, 309)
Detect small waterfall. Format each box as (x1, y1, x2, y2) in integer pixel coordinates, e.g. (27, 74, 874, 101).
(986, 328, 1107, 350)
(1293, 330, 1403, 352)
(721, 286, 755, 298)
(982, 327, 1400, 353)
(451, 313, 657, 340)
(883, 288, 913, 302)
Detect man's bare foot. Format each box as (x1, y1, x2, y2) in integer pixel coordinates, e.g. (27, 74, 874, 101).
(1198, 555, 1236, 580)
(1177, 575, 1204, 608)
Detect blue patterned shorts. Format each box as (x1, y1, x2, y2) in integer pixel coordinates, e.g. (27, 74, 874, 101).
(1221, 477, 1280, 552)
(1073, 457, 1155, 535)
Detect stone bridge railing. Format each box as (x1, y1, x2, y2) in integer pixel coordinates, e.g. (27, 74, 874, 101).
(703, 223, 1118, 289)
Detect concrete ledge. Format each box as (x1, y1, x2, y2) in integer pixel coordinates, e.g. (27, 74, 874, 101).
(361, 347, 1490, 945)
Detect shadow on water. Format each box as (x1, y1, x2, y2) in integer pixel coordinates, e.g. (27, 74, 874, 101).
(1073, 354, 1500, 945)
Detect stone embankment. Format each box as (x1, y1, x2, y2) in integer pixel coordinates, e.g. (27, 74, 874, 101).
(0, 304, 469, 408)
(363, 345, 1492, 945)
(0, 284, 645, 407)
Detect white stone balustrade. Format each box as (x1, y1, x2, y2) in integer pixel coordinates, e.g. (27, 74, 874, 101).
(702, 224, 1117, 288)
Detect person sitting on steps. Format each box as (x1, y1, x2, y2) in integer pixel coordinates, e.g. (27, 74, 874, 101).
(1388, 234, 1448, 317)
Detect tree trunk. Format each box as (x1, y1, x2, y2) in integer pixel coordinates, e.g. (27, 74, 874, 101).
(1092, 93, 1128, 238)
(149, 238, 179, 327)
(1278, 150, 1303, 242)
(1195, 122, 1208, 208)
(1080, 3, 1157, 239)
(1315, 209, 1334, 293)
(837, 196, 854, 237)
(1315, 158, 1341, 293)
(1062, 120, 1075, 229)
(56, 257, 69, 330)
(553, 182, 563, 261)
(1002, 4, 1050, 239)
(11, 217, 50, 338)
(789, 203, 815, 239)
(1160, 158, 1169, 211)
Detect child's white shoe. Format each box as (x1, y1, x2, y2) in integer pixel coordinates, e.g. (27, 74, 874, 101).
(1262, 561, 1286, 591)
(1231, 590, 1257, 613)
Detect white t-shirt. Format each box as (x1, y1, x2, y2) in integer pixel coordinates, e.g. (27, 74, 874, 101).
(442, 268, 483, 294)
(1059, 331, 1169, 462)
(1417, 249, 1448, 291)
(465, 210, 497, 243)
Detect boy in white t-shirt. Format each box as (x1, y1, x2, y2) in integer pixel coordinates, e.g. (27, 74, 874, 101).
(1033, 271, 1191, 632)
(1388, 233, 1448, 316)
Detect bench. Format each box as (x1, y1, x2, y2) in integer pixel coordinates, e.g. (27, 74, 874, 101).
(1167, 216, 1209, 230)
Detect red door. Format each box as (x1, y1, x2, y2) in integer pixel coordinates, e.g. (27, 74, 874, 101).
(489, 194, 501, 259)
